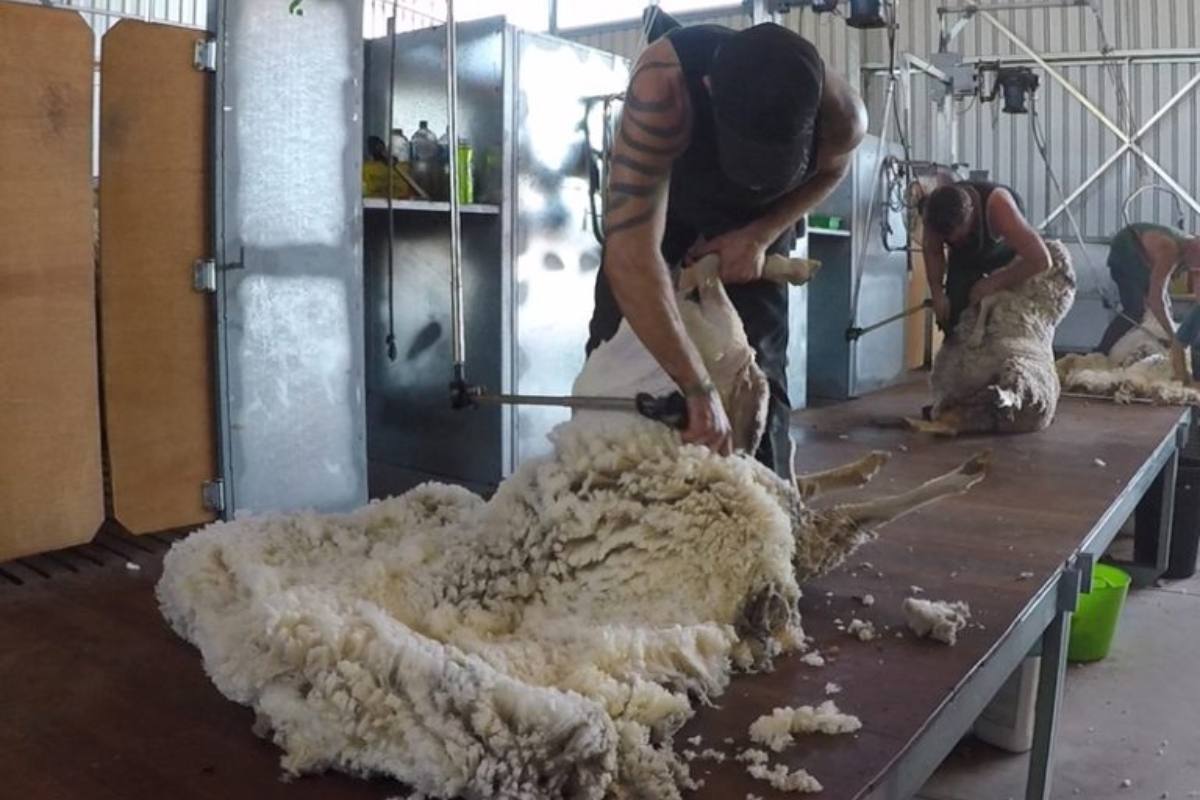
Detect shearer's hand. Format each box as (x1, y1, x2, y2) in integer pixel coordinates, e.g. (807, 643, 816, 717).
(688, 229, 770, 285)
(968, 276, 996, 307)
(679, 380, 732, 456)
(931, 293, 951, 327)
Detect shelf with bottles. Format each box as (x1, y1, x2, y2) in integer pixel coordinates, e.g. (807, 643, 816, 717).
(809, 227, 852, 238)
(362, 197, 500, 214)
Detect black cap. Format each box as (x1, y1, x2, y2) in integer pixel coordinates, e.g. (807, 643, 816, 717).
(709, 24, 825, 196)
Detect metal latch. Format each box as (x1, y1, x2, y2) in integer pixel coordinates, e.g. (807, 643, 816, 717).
(193, 259, 217, 293)
(1060, 552, 1096, 613)
(201, 479, 226, 513)
(193, 38, 217, 72)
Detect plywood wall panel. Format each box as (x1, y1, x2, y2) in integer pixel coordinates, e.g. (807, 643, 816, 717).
(99, 20, 216, 534)
(0, 4, 104, 561)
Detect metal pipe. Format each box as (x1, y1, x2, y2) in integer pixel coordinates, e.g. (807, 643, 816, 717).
(445, 0, 465, 368)
(865, 49, 1200, 71)
(472, 393, 634, 412)
(977, 9, 1200, 219)
(1040, 72, 1200, 229)
(384, 13, 399, 361)
(904, 53, 950, 84)
(938, 0, 1086, 13)
(846, 301, 931, 341)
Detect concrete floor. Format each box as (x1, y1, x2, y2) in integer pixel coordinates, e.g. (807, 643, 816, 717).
(918, 564, 1200, 800)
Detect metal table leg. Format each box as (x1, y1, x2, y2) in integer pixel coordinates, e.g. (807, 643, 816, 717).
(1025, 560, 1085, 800)
(1124, 423, 1184, 587)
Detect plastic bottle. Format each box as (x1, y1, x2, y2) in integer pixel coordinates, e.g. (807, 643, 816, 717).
(409, 121, 440, 199)
(455, 138, 474, 204)
(388, 127, 411, 163)
(437, 127, 452, 201)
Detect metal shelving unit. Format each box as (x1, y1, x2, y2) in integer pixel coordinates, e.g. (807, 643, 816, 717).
(362, 198, 500, 213)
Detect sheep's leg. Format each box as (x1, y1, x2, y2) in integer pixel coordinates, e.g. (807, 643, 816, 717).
(678, 254, 821, 293)
(795, 450, 892, 501)
(677, 254, 722, 293)
(967, 293, 1000, 349)
(902, 407, 964, 438)
(833, 449, 992, 526)
(762, 254, 822, 286)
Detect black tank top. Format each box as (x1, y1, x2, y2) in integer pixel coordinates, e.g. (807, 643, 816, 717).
(950, 180, 1025, 259)
(661, 25, 823, 231)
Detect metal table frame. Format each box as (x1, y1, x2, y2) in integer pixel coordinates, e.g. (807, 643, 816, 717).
(862, 411, 1191, 800)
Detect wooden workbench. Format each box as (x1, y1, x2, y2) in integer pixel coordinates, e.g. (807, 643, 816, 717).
(0, 381, 1190, 800)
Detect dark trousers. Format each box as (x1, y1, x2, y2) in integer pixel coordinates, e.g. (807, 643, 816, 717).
(586, 218, 795, 478)
(1097, 247, 1152, 354)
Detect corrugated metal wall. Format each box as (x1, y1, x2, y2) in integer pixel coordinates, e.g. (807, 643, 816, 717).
(21, 0, 211, 32)
(563, 1, 1200, 243)
(562, 7, 867, 84)
(893, 0, 1200, 241)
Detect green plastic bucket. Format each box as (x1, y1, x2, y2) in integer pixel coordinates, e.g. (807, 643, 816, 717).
(1067, 564, 1132, 663)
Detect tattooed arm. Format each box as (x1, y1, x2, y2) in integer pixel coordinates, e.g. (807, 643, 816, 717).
(603, 40, 732, 454)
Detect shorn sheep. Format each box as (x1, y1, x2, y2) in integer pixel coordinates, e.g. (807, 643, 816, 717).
(1057, 311, 1200, 406)
(158, 256, 991, 800)
(908, 238, 1076, 435)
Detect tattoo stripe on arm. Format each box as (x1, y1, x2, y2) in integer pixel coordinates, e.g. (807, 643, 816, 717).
(609, 181, 655, 198)
(620, 125, 679, 157)
(626, 113, 686, 140)
(604, 207, 655, 236)
(610, 153, 669, 178)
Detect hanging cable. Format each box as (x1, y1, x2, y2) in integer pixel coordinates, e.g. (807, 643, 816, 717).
(384, 9, 399, 362)
(1029, 95, 1107, 296)
(885, 0, 913, 170)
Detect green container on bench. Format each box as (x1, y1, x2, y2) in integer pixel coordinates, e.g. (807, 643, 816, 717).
(1067, 563, 1131, 663)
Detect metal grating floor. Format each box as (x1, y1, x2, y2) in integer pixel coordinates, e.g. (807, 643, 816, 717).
(0, 524, 185, 588)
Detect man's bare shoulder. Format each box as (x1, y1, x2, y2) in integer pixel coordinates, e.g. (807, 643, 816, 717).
(816, 70, 868, 161)
(627, 39, 687, 104)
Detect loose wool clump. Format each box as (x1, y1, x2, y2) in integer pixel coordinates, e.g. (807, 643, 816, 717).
(903, 598, 972, 646)
(747, 701, 862, 753)
(747, 763, 824, 793)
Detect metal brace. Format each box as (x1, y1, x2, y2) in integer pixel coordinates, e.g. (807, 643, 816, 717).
(193, 38, 217, 73)
(1060, 552, 1095, 613)
(200, 479, 226, 513)
(192, 259, 217, 294)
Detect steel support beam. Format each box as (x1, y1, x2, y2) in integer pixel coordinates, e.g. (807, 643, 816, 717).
(977, 9, 1200, 220)
(940, 0, 1087, 11)
(1040, 72, 1200, 229)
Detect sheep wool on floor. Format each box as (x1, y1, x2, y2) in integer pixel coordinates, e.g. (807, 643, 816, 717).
(158, 423, 846, 800)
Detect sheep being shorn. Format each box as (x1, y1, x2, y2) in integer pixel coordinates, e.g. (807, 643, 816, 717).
(158, 256, 990, 800)
(909, 239, 1076, 435)
(1056, 312, 1200, 405)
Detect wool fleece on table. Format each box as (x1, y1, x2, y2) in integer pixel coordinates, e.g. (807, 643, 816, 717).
(158, 424, 831, 800)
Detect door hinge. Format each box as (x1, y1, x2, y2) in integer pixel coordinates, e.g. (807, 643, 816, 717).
(201, 479, 226, 513)
(193, 38, 218, 72)
(193, 259, 217, 293)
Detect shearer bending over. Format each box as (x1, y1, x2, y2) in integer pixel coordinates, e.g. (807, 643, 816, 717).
(585, 17, 867, 477)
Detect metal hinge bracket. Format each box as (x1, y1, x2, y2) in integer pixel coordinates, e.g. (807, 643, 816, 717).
(193, 38, 217, 72)
(193, 259, 217, 293)
(1060, 552, 1095, 613)
(201, 479, 226, 513)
